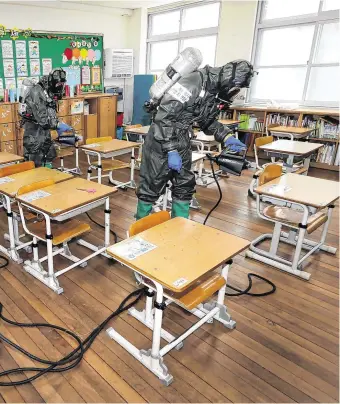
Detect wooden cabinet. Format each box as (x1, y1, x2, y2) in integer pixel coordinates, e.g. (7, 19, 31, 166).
(57, 99, 69, 117)
(98, 96, 117, 138)
(0, 123, 15, 141)
(85, 114, 98, 140)
(1, 140, 17, 154)
(0, 104, 13, 124)
(69, 114, 83, 132)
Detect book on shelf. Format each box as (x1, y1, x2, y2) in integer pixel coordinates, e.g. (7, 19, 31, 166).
(266, 113, 299, 127)
(302, 115, 339, 140)
(237, 113, 263, 131)
(312, 144, 338, 165)
(334, 146, 340, 166)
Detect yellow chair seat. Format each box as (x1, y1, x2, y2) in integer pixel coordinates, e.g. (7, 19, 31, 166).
(263, 206, 328, 234)
(28, 219, 91, 245)
(92, 159, 130, 171)
(57, 148, 74, 158)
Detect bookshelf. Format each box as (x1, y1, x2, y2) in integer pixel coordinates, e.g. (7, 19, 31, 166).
(226, 106, 340, 171)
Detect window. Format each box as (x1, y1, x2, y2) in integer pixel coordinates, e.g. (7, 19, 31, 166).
(250, 0, 340, 106)
(147, 2, 220, 75)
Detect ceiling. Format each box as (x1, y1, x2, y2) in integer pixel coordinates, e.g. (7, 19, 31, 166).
(59, 0, 175, 9)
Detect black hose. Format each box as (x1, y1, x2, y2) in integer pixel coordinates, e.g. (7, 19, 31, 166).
(202, 155, 276, 298)
(85, 212, 118, 244)
(0, 285, 146, 386)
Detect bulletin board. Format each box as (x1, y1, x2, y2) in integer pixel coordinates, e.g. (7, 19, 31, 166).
(0, 26, 104, 97)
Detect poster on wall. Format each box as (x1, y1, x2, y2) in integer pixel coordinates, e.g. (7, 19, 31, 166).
(91, 66, 101, 85)
(30, 59, 41, 76)
(42, 58, 52, 75)
(29, 41, 39, 58)
(1, 40, 13, 58)
(17, 77, 27, 88)
(3, 59, 15, 77)
(64, 66, 81, 86)
(81, 66, 90, 85)
(17, 59, 28, 77)
(5, 78, 16, 89)
(0, 79, 3, 96)
(15, 40, 27, 58)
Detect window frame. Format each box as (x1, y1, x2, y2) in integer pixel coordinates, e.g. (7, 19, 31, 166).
(249, 0, 339, 107)
(146, 1, 221, 75)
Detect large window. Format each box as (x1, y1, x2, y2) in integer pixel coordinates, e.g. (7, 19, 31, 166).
(147, 2, 220, 76)
(250, 0, 339, 107)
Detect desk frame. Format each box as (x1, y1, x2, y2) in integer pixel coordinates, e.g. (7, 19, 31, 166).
(84, 147, 137, 189)
(107, 261, 235, 385)
(246, 192, 336, 280)
(56, 144, 82, 176)
(17, 196, 112, 294)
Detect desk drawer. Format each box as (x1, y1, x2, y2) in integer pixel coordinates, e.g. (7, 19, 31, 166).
(0, 123, 15, 141)
(1, 140, 17, 154)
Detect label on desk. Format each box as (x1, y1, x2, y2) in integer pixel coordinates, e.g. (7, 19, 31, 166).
(20, 190, 51, 202)
(111, 237, 157, 261)
(0, 177, 14, 184)
(86, 143, 100, 148)
(263, 184, 292, 195)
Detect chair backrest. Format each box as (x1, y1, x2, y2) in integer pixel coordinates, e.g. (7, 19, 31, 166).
(254, 135, 273, 149)
(258, 164, 282, 186)
(0, 161, 35, 178)
(125, 124, 142, 130)
(86, 136, 112, 145)
(128, 211, 171, 237)
(17, 179, 55, 196)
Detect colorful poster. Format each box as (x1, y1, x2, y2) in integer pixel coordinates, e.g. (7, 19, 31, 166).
(42, 58, 52, 75)
(17, 77, 27, 88)
(3, 59, 15, 77)
(81, 66, 90, 85)
(5, 78, 16, 89)
(0, 79, 3, 96)
(15, 40, 26, 58)
(29, 40, 39, 58)
(30, 59, 40, 76)
(1, 40, 13, 58)
(17, 59, 28, 77)
(91, 66, 101, 85)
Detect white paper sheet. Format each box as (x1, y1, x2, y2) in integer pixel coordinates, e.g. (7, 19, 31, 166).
(110, 237, 157, 261)
(0, 177, 14, 185)
(20, 190, 51, 202)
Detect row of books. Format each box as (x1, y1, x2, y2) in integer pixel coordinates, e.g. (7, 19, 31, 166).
(266, 113, 299, 127)
(218, 111, 233, 120)
(302, 116, 339, 140)
(311, 144, 339, 165)
(237, 113, 264, 132)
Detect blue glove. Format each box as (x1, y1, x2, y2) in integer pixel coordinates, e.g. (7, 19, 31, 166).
(225, 136, 246, 153)
(57, 122, 73, 136)
(168, 150, 182, 172)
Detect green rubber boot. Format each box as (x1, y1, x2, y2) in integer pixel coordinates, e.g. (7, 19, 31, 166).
(44, 162, 53, 169)
(171, 200, 190, 219)
(136, 200, 153, 220)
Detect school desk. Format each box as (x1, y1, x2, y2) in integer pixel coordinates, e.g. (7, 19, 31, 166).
(267, 125, 315, 140)
(125, 125, 150, 168)
(0, 152, 24, 167)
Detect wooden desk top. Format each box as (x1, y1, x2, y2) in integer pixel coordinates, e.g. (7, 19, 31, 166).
(260, 140, 323, 156)
(269, 126, 314, 134)
(192, 152, 205, 163)
(81, 139, 140, 153)
(0, 167, 72, 197)
(0, 152, 24, 165)
(124, 126, 150, 135)
(255, 173, 339, 208)
(16, 177, 116, 216)
(107, 218, 249, 293)
(219, 119, 241, 126)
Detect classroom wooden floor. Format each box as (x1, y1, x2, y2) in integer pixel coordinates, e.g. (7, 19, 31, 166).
(0, 155, 338, 403)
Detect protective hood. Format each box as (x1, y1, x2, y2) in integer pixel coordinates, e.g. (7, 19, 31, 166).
(203, 59, 254, 102)
(47, 68, 66, 100)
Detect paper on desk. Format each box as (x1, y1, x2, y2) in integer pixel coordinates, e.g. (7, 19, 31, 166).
(20, 190, 51, 202)
(86, 143, 100, 147)
(111, 237, 157, 261)
(0, 177, 14, 184)
(263, 184, 292, 195)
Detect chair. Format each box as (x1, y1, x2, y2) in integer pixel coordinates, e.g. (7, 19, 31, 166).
(129, 212, 227, 311)
(0, 161, 36, 256)
(248, 135, 306, 198)
(52, 130, 82, 175)
(17, 179, 91, 292)
(246, 165, 330, 280)
(85, 136, 130, 184)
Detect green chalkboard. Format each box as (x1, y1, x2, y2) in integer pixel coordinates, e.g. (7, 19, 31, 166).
(0, 30, 104, 99)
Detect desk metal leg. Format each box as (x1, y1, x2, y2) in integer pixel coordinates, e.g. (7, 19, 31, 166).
(0, 195, 22, 263)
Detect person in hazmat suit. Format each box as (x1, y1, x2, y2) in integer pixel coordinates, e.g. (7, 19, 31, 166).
(136, 55, 254, 220)
(21, 68, 73, 168)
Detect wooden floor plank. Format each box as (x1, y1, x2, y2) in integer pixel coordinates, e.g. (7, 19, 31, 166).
(0, 155, 338, 403)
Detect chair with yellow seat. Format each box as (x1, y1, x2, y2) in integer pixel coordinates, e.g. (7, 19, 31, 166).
(127, 212, 230, 348)
(16, 179, 91, 292)
(246, 165, 330, 280)
(248, 135, 306, 198)
(85, 136, 130, 183)
(52, 129, 82, 175)
(0, 161, 37, 256)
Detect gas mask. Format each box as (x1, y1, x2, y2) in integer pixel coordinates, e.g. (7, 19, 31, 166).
(48, 68, 66, 100)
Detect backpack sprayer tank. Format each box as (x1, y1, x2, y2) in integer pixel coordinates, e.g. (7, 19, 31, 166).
(144, 47, 203, 113)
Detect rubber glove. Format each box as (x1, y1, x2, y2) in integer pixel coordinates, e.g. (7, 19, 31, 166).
(57, 122, 73, 136)
(224, 136, 246, 153)
(168, 150, 182, 172)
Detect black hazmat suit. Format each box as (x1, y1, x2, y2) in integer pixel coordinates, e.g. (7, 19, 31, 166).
(137, 59, 253, 204)
(23, 76, 58, 167)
